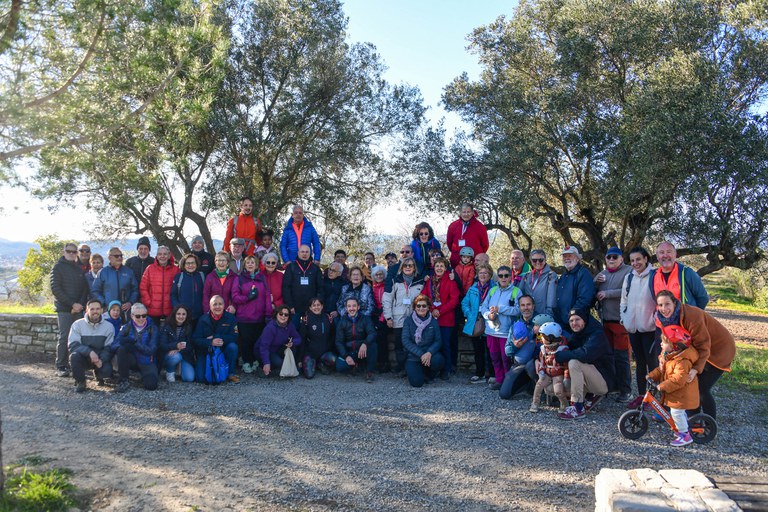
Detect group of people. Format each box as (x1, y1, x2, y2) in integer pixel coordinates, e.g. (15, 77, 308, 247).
(50, 201, 737, 445)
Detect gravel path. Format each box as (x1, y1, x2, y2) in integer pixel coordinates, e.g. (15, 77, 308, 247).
(1, 348, 766, 512)
(708, 307, 768, 347)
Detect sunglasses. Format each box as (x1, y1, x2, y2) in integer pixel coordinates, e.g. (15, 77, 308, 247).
(400, 251, 411, 254)
(264, 261, 277, 265)
(133, 314, 147, 319)
(277, 312, 289, 317)
(531, 258, 544, 263)
(419, 232, 429, 236)
(110, 254, 123, 258)
(78, 249, 91, 253)
(497, 274, 511, 278)
(606, 254, 621, 260)
(415, 304, 429, 309)
(65, 249, 77, 254)
(402, 264, 415, 268)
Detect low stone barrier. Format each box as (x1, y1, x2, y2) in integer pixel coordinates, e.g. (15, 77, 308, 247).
(595, 468, 741, 512)
(0, 313, 59, 354)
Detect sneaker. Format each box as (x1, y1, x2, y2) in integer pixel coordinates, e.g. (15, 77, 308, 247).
(627, 395, 644, 409)
(558, 405, 586, 420)
(487, 376, 496, 384)
(558, 399, 569, 413)
(584, 394, 604, 412)
(615, 392, 632, 403)
(166, 371, 176, 383)
(489, 382, 502, 391)
(227, 375, 240, 383)
(470, 376, 486, 384)
(365, 372, 374, 383)
(304, 357, 316, 378)
(114, 380, 130, 393)
(529, 403, 539, 413)
(670, 431, 693, 447)
(74, 381, 86, 393)
(56, 368, 70, 378)
(242, 363, 253, 374)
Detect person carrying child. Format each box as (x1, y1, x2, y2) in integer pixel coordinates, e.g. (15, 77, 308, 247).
(647, 330, 699, 447)
(530, 322, 569, 412)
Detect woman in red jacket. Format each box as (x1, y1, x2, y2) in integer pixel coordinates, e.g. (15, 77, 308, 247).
(139, 246, 179, 326)
(424, 257, 460, 379)
(261, 252, 284, 308)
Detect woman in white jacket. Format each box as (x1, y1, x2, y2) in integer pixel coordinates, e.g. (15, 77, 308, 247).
(619, 247, 659, 403)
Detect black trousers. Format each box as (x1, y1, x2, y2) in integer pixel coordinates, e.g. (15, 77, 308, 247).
(69, 352, 112, 383)
(117, 346, 158, 390)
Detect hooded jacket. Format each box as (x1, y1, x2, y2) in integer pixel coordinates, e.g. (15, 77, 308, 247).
(555, 316, 615, 391)
(446, 212, 489, 268)
(117, 319, 159, 365)
(648, 346, 700, 410)
(619, 264, 656, 333)
(139, 256, 180, 318)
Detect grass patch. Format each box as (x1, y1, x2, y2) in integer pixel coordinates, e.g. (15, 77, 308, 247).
(720, 343, 768, 394)
(0, 466, 76, 512)
(703, 273, 768, 316)
(0, 303, 55, 315)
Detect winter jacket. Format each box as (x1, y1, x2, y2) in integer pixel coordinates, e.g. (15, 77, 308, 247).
(619, 264, 656, 333)
(401, 314, 442, 362)
(191, 249, 215, 276)
(424, 274, 460, 328)
(171, 271, 206, 320)
(555, 316, 615, 391)
(85, 270, 100, 296)
(223, 213, 263, 256)
(231, 272, 272, 323)
(446, 213, 489, 268)
(511, 263, 531, 288)
(50, 256, 89, 313)
(594, 263, 631, 322)
(410, 238, 441, 276)
(554, 263, 595, 330)
(263, 270, 284, 307)
(335, 313, 376, 356)
(282, 258, 323, 314)
(371, 281, 386, 322)
(257, 318, 302, 363)
(92, 265, 139, 307)
(337, 282, 374, 317)
(125, 255, 154, 285)
(102, 313, 123, 340)
(504, 316, 537, 365)
(228, 257, 245, 276)
(648, 262, 709, 309)
(323, 276, 347, 315)
(299, 312, 333, 360)
(68, 316, 114, 361)
(383, 274, 426, 328)
(139, 258, 180, 318)
(676, 305, 736, 374)
(159, 323, 196, 365)
(279, 217, 321, 263)
(648, 346, 700, 410)
(192, 311, 238, 352)
(461, 279, 496, 336)
(537, 343, 569, 378)
(454, 262, 476, 297)
(479, 283, 522, 337)
(519, 264, 557, 316)
(203, 270, 237, 313)
(117, 320, 160, 365)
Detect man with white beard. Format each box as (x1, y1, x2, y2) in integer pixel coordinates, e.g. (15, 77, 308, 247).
(554, 245, 596, 333)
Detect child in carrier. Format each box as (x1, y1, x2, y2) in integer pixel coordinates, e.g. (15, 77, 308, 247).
(529, 322, 569, 412)
(647, 332, 699, 447)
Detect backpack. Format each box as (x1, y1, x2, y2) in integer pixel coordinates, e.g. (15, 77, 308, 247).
(204, 347, 229, 384)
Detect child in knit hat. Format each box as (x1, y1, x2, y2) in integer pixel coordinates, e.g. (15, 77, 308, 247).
(647, 332, 700, 447)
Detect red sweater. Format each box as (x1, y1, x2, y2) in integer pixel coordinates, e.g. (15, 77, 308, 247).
(446, 213, 489, 268)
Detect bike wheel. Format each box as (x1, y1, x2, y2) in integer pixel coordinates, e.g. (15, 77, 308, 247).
(618, 410, 648, 440)
(689, 413, 717, 444)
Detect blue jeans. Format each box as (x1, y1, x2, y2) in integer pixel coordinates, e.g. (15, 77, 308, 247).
(499, 364, 532, 399)
(163, 352, 196, 382)
(405, 353, 445, 388)
(336, 343, 378, 374)
(195, 343, 238, 382)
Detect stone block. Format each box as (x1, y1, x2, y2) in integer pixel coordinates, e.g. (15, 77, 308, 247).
(595, 468, 636, 512)
(696, 489, 740, 512)
(44, 343, 58, 353)
(659, 488, 708, 511)
(12, 335, 33, 345)
(630, 468, 667, 490)
(30, 324, 53, 333)
(658, 470, 714, 490)
(37, 332, 58, 341)
(612, 491, 675, 511)
(0, 344, 15, 352)
(28, 316, 47, 324)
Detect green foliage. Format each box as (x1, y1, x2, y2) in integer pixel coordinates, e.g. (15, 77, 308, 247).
(720, 343, 768, 394)
(704, 270, 768, 315)
(0, 466, 76, 512)
(16, 236, 76, 300)
(404, 0, 768, 273)
(0, 303, 56, 314)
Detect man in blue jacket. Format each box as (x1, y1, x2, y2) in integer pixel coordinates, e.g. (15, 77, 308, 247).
(554, 245, 596, 332)
(279, 205, 321, 264)
(92, 247, 139, 323)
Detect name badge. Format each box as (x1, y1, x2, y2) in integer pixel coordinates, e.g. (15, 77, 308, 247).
(458, 239, 466, 247)
(402, 298, 411, 305)
(433, 301, 442, 307)
(300, 277, 309, 285)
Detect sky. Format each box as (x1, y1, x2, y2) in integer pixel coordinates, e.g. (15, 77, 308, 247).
(0, 1, 516, 243)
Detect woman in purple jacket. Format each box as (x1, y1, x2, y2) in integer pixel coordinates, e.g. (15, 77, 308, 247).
(232, 255, 272, 374)
(258, 305, 302, 376)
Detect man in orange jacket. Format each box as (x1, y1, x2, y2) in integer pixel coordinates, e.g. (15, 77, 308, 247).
(223, 196, 263, 256)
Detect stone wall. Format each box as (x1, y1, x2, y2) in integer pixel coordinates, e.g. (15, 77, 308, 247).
(0, 314, 59, 354)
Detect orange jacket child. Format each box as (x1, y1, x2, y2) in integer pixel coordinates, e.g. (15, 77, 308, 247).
(648, 344, 700, 411)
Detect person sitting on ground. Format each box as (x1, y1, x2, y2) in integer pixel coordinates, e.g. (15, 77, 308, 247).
(159, 305, 196, 383)
(203, 251, 237, 315)
(193, 295, 240, 383)
(258, 304, 302, 377)
(337, 266, 374, 318)
(231, 255, 272, 374)
(85, 253, 104, 293)
(68, 299, 115, 393)
(383, 256, 425, 374)
(556, 309, 615, 420)
(114, 303, 160, 393)
(335, 297, 378, 382)
(647, 333, 700, 447)
(529, 322, 570, 413)
(401, 294, 444, 388)
(298, 298, 336, 378)
(498, 294, 538, 399)
(171, 253, 206, 323)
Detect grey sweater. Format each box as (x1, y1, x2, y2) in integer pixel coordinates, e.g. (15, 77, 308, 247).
(594, 264, 632, 322)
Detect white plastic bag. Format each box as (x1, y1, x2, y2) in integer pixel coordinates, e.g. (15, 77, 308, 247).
(279, 346, 299, 378)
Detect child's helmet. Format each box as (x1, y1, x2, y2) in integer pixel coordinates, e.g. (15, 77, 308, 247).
(533, 313, 554, 327)
(538, 322, 562, 345)
(459, 247, 475, 257)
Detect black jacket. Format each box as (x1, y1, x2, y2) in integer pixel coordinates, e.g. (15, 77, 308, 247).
(335, 313, 376, 356)
(282, 258, 323, 313)
(322, 276, 347, 315)
(300, 312, 333, 359)
(50, 256, 89, 313)
(556, 316, 615, 391)
(125, 255, 154, 285)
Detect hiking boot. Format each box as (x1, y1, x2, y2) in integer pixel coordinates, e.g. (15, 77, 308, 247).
(166, 372, 176, 383)
(365, 372, 374, 383)
(56, 368, 70, 378)
(558, 405, 586, 420)
(584, 394, 604, 412)
(670, 431, 693, 447)
(114, 380, 130, 393)
(227, 375, 240, 383)
(242, 363, 253, 374)
(489, 382, 502, 391)
(615, 392, 632, 403)
(74, 381, 86, 393)
(470, 375, 486, 384)
(529, 403, 539, 413)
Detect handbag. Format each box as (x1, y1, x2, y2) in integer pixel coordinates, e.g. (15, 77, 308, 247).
(471, 314, 485, 337)
(279, 346, 299, 378)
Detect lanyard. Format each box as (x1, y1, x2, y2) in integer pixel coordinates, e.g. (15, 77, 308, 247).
(296, 259, 312, 276)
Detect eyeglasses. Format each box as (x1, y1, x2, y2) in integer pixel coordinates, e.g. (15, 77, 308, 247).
(133, 314, 147, 318)
(78, 249, 91, 253)
(497, 274, 511, 278)
(402, 264, 414, 268)
(606, 254, 621, 260)
(531, 258, 544, 263)
(419, 232, 429, 236)
(415, 304, 429, 309)
(277, 312, 289, 317)
(110, 254, 123, 258)
(184, 260, 197, 265)
(264, 261, 277, 265)
(328, 268, 340, 273)
(430, 254, 440, 258)
(65, 249, 77, 254)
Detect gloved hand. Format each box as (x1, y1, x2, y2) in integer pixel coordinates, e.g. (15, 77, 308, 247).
(248, 286, 258, 300)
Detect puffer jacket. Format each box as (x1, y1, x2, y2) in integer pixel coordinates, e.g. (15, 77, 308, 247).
(620, 264, 656, 333)
(335, 313, 376, 356)
(92, 265, 139, 307)
(424, 274, 460, 327)
(648, 346, 699, 410)
(401, 313, 442, 362)
(454, 263, 476, 297)
(383, 274, 425, 328)
(257, 318, 302, 363)
(231, 272, 272, 323)
(371, 281, 386, 322)
(337, 282, 374, 317)
(139, 257, 179, 318)
(171, 271, 205, 320)
(50, 256, 89, 313)
(519, 264, 557, 316)
(410, 238, 441, 275)
(555, 316, 615, 391)
(279, 217, 321, 263)
(479, 283, 521, 337)
(192, 311, 238, 351)
(203, 270, 237, 313)
(554, 263, 596, 329)
(117, 320, 159, 365)
(446, 212, 489, 268)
